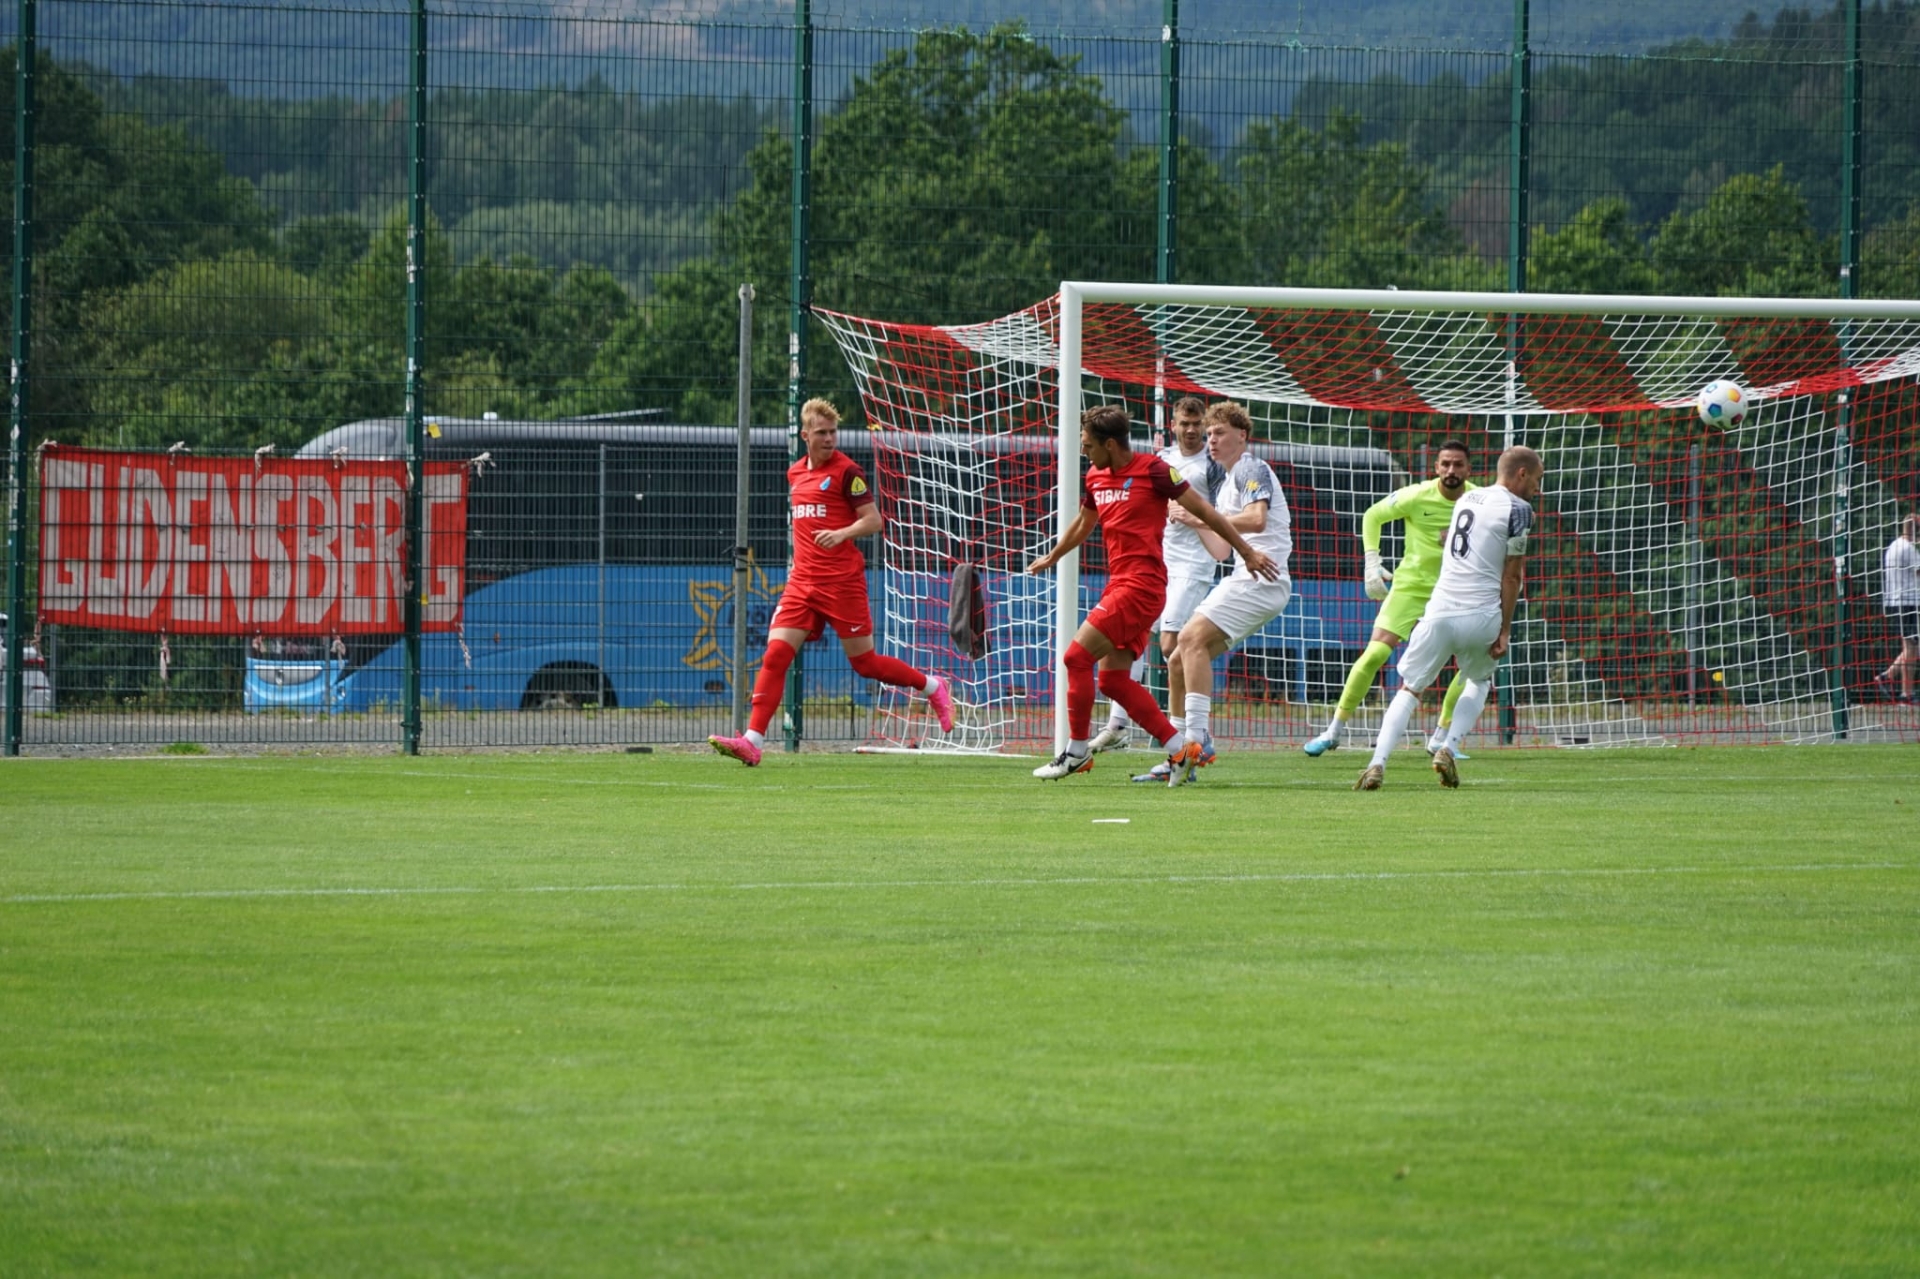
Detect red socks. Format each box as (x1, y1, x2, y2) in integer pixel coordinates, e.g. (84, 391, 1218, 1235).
(1097, 666, 1176, 745)
(747, 638, 797, 735)
(847, 649, 927, 689)
(1062, 642, 1097, 740)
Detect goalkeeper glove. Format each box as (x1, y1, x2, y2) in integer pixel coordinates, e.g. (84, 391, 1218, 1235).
(1364, 549, 1392, 601)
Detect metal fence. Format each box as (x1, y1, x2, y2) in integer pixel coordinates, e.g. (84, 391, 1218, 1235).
(6, 0, 1919, 752)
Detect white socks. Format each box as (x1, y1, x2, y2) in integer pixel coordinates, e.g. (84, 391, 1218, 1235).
(744, 729, 766, 748)
(1184, 693, 1211, 744)
(1446, 680, 1492, 748)
(1368, 689, 1421, 769)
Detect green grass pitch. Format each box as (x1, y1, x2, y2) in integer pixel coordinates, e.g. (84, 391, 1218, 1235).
(2, 746, 1915, 1276)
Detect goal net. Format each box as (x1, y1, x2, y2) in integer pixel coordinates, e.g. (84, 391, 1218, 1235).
(816, 284, 1920, 753)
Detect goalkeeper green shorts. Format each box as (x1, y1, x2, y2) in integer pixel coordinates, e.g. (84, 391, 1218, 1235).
(1374, 579, 1436, 642)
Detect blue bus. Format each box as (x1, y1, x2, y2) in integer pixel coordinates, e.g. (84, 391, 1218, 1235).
(245, 415, 1402, 714)
(245, 414, 815, 713)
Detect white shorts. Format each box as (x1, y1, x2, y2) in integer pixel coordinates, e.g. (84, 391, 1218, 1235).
(1157, 572, 1216, 635)
(1398, 610, 1502, 690)
(1191, 576, 1293, 648)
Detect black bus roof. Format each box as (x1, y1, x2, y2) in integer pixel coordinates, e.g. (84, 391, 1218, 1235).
(299, 416, 1406, 478)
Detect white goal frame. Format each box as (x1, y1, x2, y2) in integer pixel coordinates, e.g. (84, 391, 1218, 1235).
(1046, 281, 1920, 753)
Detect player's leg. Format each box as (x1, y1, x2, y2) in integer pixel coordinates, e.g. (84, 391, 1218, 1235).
(1166, 578, 1290, 786)
(1164, 615, 1228, 785)
(1089, 650, 1150, 752)
(710, 619, 811, 765)
(1356, 617, 1446, 789)
(1034, 621, 1116, 779)
(1426, 667, 1470, 759)
(1097, 648, 1179, 752)
(1100, 576, 1205, 751)
(1307, 589, 1419, 755)
(1430, 614, 1502, 787)
(840, 629, 954, 734)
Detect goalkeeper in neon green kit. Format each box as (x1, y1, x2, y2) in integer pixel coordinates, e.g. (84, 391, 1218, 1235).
(1304, 440, 1476, 758)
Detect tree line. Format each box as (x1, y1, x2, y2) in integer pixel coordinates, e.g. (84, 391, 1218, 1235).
(4, 11, 1919, 451)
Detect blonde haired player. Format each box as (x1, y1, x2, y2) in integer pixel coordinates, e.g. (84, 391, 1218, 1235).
(1133, 401, 1294, 785)
(1354, 445, 1543, 791)
(710, 398, 953, 765)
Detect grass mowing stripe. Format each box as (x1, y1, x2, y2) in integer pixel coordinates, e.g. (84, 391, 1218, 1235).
(2, 859, 1909, 906)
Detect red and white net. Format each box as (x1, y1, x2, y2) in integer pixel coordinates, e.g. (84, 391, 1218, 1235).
(817, 291, 1920, 751)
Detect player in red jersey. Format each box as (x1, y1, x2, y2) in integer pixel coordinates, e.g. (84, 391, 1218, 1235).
(710, 398, 954, 766)
(1025, 404, 1280, 780)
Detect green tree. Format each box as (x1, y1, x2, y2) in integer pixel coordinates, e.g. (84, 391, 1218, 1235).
(1861, 198, 1920, 299)
(593, 24, 1241, 423)
(3, 48, 279, 445)
(1529, 198, 1659, 295)
(87, 250, 385, 451)
(1235, 110, 1480, 289)
(1647, 167, 1835, 297)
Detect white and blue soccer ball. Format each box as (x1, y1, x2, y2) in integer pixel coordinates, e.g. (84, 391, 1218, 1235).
(1696, 378, 1749, 427)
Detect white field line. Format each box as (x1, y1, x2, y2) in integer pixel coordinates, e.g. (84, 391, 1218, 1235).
(2, 861, 1907, 907)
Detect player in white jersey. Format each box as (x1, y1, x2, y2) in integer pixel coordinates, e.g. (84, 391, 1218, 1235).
(1874, 513, 1920, 704)
(1137, 400, 1294, 785)
(1354, 445, 1544, 792)
(1088, 396, 1225, 753)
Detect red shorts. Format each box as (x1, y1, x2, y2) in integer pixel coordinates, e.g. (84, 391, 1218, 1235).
(770, 575, 875, 642)
(1085, 579, 1165, 657)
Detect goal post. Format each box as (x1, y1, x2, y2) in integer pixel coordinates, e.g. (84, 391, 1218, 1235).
(817, 283, 1920, 753)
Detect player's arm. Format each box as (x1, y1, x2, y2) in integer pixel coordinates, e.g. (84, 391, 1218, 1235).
(1192, 498, 1269, 562)
(1360, 491, 1407, 601)
(814, 501, 882, 549)
(1026, 505, 1098, 574)
(1173, 486, 1279, 581)
(1490, 549, 1527, 661)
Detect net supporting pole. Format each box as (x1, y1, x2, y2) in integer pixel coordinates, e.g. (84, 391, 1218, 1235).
(732, 283, 755, 732)
(1830, 0, 1862, 739)
(1053, 286, 1085, 754)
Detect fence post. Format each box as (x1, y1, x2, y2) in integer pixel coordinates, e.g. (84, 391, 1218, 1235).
(783, 0, 813, 753)
(733, 283, 756, 732)
(1829, 0, 1862, 739)
(5, 0, 37, 758)
(1156, 0, 1179, 290)
(402, 0, 429, 755)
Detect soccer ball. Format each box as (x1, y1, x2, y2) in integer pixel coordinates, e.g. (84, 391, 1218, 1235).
(1696, 379, 1749, 426)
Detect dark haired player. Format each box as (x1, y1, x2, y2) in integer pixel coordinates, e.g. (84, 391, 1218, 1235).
(1025, 404, 1279, 781)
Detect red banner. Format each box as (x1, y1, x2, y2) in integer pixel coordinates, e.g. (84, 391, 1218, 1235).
(38, 447, 469, 635)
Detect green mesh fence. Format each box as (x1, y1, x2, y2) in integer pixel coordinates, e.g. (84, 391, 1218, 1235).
(5, 0, 1918, 752)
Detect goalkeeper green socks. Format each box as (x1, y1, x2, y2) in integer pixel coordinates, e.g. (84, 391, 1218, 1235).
(1336, 641, 1396, 718)
(1438, 666, 1465, 728)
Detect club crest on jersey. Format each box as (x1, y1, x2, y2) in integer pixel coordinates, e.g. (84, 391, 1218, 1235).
(818, 477, 832, 491)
